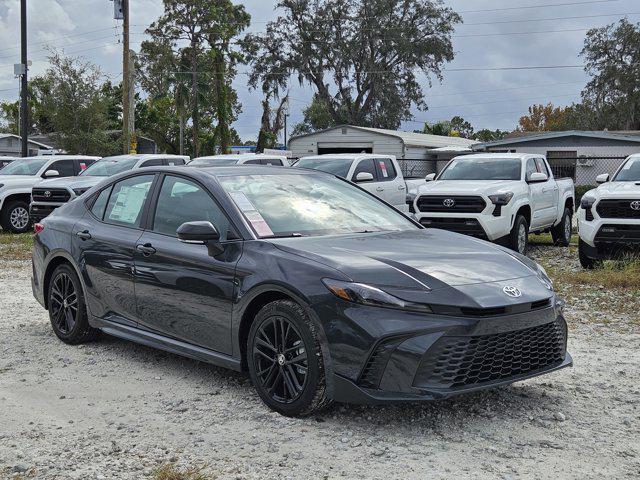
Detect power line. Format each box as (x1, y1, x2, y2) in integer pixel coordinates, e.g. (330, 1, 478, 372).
(464, 11, 640, 26)
(458, 0, 621, 14)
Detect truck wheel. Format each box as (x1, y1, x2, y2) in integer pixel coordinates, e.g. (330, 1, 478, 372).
(509, 214, 529, 255)
(0, 200, 32, 233)
(551, 208, 572, 247)
(579, 239, 598, 269)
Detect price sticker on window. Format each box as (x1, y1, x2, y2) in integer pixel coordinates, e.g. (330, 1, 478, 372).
(378, 160, 388, 178)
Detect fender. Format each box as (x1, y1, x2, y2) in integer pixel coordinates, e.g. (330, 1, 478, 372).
(508, 198, 531, 229)
(232, 281, 336, 399)
(0, 186, 33, 209)
(41, 249, 87, 310)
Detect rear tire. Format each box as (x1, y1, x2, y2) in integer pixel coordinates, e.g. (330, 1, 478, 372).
(48, 264, 98, 344)
(578, 239, 598, 269)
(247, 300, 332, 417)
(551, 208, 572, 247)
(1, 200, 31, 233)
(509, 214, 529, 255)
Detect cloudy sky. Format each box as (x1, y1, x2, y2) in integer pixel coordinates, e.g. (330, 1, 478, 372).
(0, 0, 638, 142)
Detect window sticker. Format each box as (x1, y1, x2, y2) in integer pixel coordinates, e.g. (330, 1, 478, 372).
(108, 185, 148, 224)
(379, 160, 388, 178)
(229, 191, 257, 212)
(79, 162, 87, 171)
(622, 160, 635, 170)
(244, 210, 274, 237)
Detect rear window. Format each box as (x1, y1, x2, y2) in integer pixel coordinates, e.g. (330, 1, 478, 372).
(295, 157, 352, 178)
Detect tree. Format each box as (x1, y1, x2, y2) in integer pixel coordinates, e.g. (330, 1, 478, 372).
(256, 92, 289, 151)
(244, 0, 460, 130)
(473, 128, 509, 142)
(578, 19, 640, 130)
(449, 116, 474, 138)
(518, 103, 570, 131)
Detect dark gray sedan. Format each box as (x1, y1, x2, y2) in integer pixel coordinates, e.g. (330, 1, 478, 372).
(31, 166, 571, 416)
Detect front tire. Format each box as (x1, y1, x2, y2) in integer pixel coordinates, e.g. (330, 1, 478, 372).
(1, 200, 31, 233)
(247, 300, 331, 417)
(578, 239, 598, 269)
(48, 264, 98, 344)
(509, 214, 529, 255)
(551, 208, 572, 247)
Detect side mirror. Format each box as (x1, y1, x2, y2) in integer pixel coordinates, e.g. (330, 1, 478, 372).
(177, 221, 220, 244)
(425, 173, 436, 182)
(43, 169, 59, 178)
(527, 172, 548, 183)
(596, 173, 610, 184)
(355, 172, 374, 182)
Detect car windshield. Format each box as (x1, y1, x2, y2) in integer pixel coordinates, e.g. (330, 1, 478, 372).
(613, 158, 640, 181)
(218, 173, 417, 238)
(0, 158, 48, 175)
(81, 157, 138, 176)
(189, 158, 240, 166)
(439, 158, 522, 181)
(295, 157, 352, 178)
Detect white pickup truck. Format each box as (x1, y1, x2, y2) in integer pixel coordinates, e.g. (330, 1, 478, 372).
(411, 153, 575, 254)
(577, 154, 640, 268)
(0, 155, 100, 233)
(294, 154, 426, 212)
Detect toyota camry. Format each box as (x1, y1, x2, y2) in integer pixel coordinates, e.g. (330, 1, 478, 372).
(31, 166, 572, 416)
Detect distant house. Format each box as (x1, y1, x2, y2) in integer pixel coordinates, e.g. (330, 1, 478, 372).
(288, 125, 478, 177)
(474, 130, 640, 185)
(0, 133, 54, 156)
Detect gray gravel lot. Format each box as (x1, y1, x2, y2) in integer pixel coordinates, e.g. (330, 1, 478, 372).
(1, 247, 639, 479)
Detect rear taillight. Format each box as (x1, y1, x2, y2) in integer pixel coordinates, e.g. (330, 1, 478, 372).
(34, 223, 45, 234)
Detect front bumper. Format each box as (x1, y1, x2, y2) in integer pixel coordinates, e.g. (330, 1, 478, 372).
(30, 202, 64, 222)
(414, 212, 513, 241)
(318, 294, 571, 404)
(578, 207, 640, 258)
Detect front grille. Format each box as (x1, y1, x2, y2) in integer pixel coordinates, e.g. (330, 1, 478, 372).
(414, 320, 566, 390)
(595, 224, 640, 244)
(29, 204, 58, 220)
(417, 195, 486, 213)
(420, 217, 487, 238)
(433, 298, 552, 317)
(32, 188, 71, 203)
(596, 199, 640, 219)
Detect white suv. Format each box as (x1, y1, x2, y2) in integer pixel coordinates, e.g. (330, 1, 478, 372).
(577, 154, 640, 268)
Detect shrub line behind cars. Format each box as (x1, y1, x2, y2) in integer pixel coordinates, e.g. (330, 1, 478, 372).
(32, 165, 571, 416)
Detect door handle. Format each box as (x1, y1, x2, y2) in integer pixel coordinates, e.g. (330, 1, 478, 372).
(376, 186, 384, 192)
(136, 243, 156, 256)
(76, 230, 91, 240)
(398, 185, 406, 190)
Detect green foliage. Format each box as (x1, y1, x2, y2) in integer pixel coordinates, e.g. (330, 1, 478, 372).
(291, 95, 340, 136)
(575, 184, 597, 204)
(473, 128, 509, 142)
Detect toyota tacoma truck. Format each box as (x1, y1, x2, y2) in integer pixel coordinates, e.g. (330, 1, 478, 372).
(577, 154, 640, 268)
(294, 154, 426, 212)
(29, 154, 189, 222)
(0, 155, 99, 233)
(411, 153, 575, 254)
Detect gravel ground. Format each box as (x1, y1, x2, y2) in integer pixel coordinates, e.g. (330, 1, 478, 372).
(1, 247, 639, 480)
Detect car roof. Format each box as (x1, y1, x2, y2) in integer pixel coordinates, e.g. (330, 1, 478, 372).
(299, 153, 393, 161)
(453, 153, 540, 160)
(23, 155, 101, 161)
(193, 153, 286, 161)
(100, 154, 189, 161)
(129, 164, 315, 178)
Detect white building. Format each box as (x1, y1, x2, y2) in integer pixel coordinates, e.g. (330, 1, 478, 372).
(0, 133, 53, 156)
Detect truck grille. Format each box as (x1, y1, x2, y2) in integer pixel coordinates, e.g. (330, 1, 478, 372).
(596, 199, 640, 219)
(414, 320, 566, 390)
(32, 188, 71, 203)
(420, 217, 487, 238)
(417, 195, 486, 213)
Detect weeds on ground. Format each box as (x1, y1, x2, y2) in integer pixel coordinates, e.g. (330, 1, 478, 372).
(153, 463, 214, 480)
(0, 232, 33, 260)
(529, 232, 579, 246)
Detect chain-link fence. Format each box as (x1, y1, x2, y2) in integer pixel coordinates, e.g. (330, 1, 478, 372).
(398, 159, 437, 179)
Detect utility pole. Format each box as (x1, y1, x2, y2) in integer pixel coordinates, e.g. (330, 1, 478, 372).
(20, 0, 28, 157)
(120, 0, 135, 154)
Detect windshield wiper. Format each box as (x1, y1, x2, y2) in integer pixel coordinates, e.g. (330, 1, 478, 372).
(269, 233, 305, 238)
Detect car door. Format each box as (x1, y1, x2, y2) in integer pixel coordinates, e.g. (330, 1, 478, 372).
(374, 157, 405, 208)
(73, 174, 156, 325)
(525, 158, 545, 230)
(45, 160, 76, 178)
(350, 158, 380, 197)
(133, 174, 242, 354)
(536, 157, 559, 226)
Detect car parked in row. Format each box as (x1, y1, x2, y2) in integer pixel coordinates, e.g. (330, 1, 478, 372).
(31, 165, 571, 416)
(29, 154, 189, 223)
(0, 155, 100, 233)
(410, 153, 575, 254)
(188, 153, 291, 167)
(294, 154, 426, 212)
(578, 154, 640, 268)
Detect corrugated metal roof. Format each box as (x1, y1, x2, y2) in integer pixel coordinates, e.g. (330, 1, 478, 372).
(476, 130, 640, 149)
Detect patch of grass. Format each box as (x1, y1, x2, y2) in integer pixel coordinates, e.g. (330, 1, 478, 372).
(558, 258, 640, 290)
(153, 464, 214, 480)
(0, 232, 33, 260)
(528, 232, 579, 246)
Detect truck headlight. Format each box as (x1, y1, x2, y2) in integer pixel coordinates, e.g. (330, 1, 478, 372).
(580, 195, 596, 209)
(73, 187, 90, 196)
(322, 278, 432, 313)
(488, 192, 514, 205)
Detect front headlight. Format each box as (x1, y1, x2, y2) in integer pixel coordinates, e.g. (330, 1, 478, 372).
(322, 278, 432, 313)
(536, 264, 554, 291)
(0, 183, 4, 189)
(488, 192, 514, 205)
(73, 187, 90, 196)
(581, 195, 596, 209)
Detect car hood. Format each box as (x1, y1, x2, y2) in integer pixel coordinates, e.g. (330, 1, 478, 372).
(594, 181, 640, 197)
(0, 175, 39, 189)
(417, 180, 520, 196)
(271, 229, 551, 308)
(36, 176, 106, 189)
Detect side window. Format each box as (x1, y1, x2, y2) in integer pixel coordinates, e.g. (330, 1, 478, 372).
(152, 176, 231, 240)
(165, 158, 186, 166)
(375, 158, 397, 182)
(90, 186, 112, 220)
(352, 159, 377, 182)
(525, 159, 537, 180)
(103, 175, 154, 228)
(535, 158, 550, 177)
(47, 160, 76, 177)
(78, 159, 96, 173)
(261, 158, 283, 166)
(244, 159, 261, 165)
(140, 159, 164, 168)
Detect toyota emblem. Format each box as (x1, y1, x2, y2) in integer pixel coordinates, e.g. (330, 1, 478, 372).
(43, 191, 52, 198)
(443, 198, 455, 208)
(631, 200, 640, 211)
(502, 285, 522, 298)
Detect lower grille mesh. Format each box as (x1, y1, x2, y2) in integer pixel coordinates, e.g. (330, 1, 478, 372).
(415, 320, 566, 389)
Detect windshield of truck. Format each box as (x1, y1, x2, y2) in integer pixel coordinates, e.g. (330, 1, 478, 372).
(439, 158, 521, 181)
(0, 158, 48, 175)
(294, 157, 353, 179)
(80, 157, 138, 176)
(613, 157, 640, 181)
